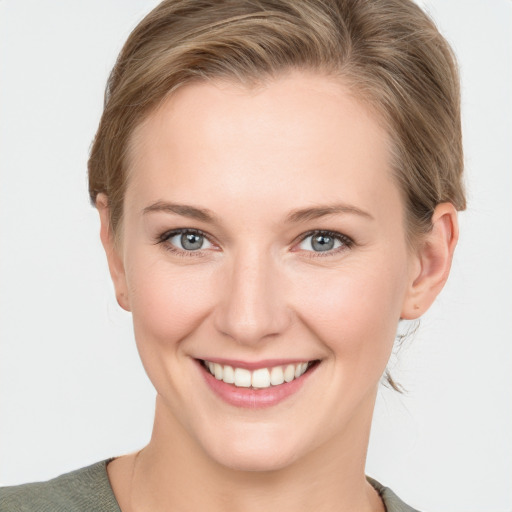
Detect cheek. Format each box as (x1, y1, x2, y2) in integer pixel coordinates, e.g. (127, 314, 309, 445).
(125, 240, 409, 374)
(126, 256, 217, 348)
(291, 257, 408, 368)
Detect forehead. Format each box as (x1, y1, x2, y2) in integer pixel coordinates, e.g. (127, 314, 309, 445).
(125, 72, 400, 222)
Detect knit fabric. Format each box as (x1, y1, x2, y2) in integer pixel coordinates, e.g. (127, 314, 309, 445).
(0, 460, 120, 512)
(368, 476, 421, 512)
(1, 460, 420, 511)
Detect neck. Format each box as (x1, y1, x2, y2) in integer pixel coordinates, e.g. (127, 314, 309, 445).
(123, 391, 383, 512)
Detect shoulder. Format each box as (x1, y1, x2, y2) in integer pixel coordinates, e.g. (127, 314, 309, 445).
(0, 460, 121, 512)
(367, 476, 422, 512)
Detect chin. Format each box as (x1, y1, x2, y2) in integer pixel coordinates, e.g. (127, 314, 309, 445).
(202, 425, 304, 473)
(210, 445, 299, 473)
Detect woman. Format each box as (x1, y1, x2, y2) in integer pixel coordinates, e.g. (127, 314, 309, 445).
(1, 0, 465, 510)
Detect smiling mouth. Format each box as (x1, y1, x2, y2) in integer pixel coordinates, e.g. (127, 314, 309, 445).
(200, 359, 320, 389)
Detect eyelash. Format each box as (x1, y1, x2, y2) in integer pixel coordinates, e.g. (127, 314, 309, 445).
(156, 228, 354, 258)
(156, 228, 213, 258)
(297, 230, 354, 257)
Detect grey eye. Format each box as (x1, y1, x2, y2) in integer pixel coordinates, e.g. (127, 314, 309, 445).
(182, 232, 203, 250)
(168, 231, 212, 251)
(299, 233, 343, 252)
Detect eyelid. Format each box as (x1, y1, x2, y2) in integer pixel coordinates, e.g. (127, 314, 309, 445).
(156, 227, 210, 243)
(155, 227, 354, 257)
(295, 229, 354, 256)
(156, 227, 218, 256)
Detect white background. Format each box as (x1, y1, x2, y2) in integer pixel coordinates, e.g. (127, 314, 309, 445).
(0, 1, 511, 510)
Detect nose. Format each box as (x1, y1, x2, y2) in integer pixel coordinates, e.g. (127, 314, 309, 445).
(213, 248, 292, 346)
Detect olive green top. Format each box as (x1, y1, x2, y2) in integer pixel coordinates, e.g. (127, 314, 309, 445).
(0, 459, 420, 512)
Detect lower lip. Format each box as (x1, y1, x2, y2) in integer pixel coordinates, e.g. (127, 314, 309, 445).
(197, 360, 318, 409)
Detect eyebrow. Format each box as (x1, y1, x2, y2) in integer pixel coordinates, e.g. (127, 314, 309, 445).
(285, 203, 374, 223)
(142, 201, 374, 224)
(143, 201, 219, 223)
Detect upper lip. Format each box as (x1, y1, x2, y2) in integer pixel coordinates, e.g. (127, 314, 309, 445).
(197, 358, 318, 370)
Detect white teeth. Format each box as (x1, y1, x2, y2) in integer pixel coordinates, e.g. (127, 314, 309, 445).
(213, 363, 223, 380)
(252, 368, 270, 388)
(223, 365, 235, 384)
(234, 368, 252, 388)
(270, 366, 285, 385)
(284, 364, 295, 383)
(204, 360, 314, 388)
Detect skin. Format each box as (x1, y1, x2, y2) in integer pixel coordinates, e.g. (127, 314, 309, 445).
(98, 72, 458, 512)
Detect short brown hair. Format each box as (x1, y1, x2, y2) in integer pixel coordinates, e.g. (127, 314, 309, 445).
(88, 0, 465, 239)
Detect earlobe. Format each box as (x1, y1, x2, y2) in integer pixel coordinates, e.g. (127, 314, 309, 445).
(401, 203, 459, 320)
(96, 194, 131, 312)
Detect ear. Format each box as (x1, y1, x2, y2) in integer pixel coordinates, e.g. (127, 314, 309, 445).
(401, 203, 459, 320)
(96, 193, 131, 312)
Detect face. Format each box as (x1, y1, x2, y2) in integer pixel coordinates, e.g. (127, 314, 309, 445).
(106, 72, 420, 471)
